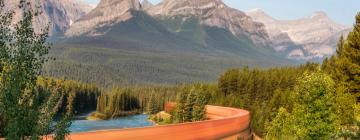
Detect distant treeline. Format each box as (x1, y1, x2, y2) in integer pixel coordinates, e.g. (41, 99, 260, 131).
(38, 78, 181, 120)
(91, 86, 180, 120)
(36, 77, 101, 115)
(94, 89, 141, 119)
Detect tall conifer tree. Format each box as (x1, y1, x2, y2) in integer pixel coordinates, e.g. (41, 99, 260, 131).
(334, 13, 360, 98)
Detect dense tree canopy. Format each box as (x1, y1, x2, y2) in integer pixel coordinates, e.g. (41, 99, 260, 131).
(323, 12, 360, 99)
(265, 72, 340, 139)
(36, 77, 101, 115)
(172, 85, 210, 123)
(0, 0, 71, 139)
(320, 12, 360, 139)
(95, 88, 141, 119)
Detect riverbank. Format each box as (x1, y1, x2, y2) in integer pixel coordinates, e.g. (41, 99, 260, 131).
(148, 111, 172, 125)
(88, 110, 141, 120)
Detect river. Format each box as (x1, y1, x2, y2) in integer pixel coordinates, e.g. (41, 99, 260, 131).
(69, 114, 154, 133)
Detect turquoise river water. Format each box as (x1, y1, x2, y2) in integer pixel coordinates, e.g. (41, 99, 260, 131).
(69, 114, 154, 133)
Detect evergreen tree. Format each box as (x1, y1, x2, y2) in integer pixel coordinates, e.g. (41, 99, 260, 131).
(192, 87, 208, 121)
(172, 85, 209, 123)
(0, 114, 3, 137)
(336, 35, 345, 58)
(184, 89, 196, 122)
(218, 69, 241, 96)
(333, 13, 360, 99)
(146, 92, 159, 115)
(321, 14, 360, 137)
(174, 89, 188, 123)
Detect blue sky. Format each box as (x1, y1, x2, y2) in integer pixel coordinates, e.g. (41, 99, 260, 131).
(83, 0, 359, 26)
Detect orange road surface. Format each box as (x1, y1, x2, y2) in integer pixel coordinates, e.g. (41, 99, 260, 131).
(68, 105, 251, 140)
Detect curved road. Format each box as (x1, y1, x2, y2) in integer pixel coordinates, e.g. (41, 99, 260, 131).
(68, 105, 251, 140)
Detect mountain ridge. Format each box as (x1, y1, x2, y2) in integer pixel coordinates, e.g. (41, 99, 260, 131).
(146, 0, 271, 46)
(4, 0, 93, 36)
(246, 8, 349, 59)
(65, 0, 142, 37)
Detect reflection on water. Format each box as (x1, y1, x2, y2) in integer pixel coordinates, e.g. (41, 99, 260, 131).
(70, 114, 154, 133)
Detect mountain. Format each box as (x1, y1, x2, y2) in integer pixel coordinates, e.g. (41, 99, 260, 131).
(246, 9, 349, 60)
(67, 0, 271, 47)
(4, 0, 93, 37)
(146, 0, 270, 46)
(65, 0, 141, 37)
(321, 28, 352, 50)
(141, 0, 154, 10)
(46, 0, 293, 86)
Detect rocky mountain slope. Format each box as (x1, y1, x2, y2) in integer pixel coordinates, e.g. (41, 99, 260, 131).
(141, 0, 154, 10)
(65, 0, 141, 37)
(66, 0, 271, 47)
(146, 0, 270, 46)
(4, 0, 93, 36)
(246, 9, 350, 59)
(48, 0, 291, 86)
